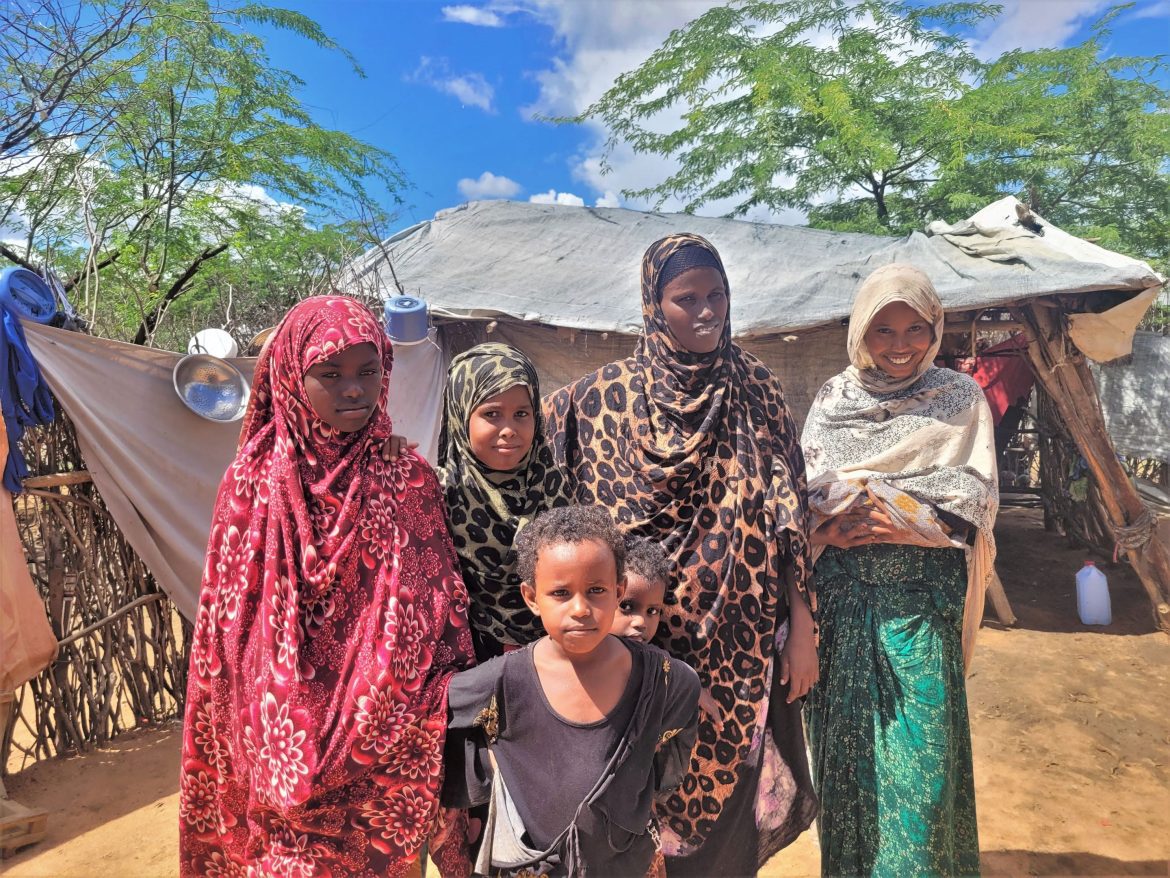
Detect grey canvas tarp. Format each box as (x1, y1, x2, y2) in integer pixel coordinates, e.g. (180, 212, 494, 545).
(346, 196, 1161, 425)
(344, 196, 1162, 338)
(22, 322, 447, 620)
(1094, 331, 1170, 461)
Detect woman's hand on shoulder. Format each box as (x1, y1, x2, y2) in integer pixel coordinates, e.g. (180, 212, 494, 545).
(811, 507, 894, 549)
(380, 433, 418, 461)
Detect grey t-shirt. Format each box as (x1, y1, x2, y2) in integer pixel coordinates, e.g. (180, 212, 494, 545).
(493, 642, 642, 848)
(443, 636, 701, 878)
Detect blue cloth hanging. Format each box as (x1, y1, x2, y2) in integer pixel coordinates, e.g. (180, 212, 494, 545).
(1, 304, 55, 493)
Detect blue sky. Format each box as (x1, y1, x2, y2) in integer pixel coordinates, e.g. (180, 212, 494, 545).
(257, 0, 1170, 234)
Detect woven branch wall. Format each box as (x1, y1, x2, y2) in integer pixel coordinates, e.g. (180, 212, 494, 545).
(5, 410, 189, 774)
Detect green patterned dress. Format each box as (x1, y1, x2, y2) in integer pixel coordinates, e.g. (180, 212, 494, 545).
(805, 544, 979, 878)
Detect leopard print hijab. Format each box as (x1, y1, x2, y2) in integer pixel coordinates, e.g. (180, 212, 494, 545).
(437, 343, 570, 658)
(545, 233, 814, 853)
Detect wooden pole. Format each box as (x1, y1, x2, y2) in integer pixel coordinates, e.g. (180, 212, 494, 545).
(1011, 302, 1170, 632)
(986, 570, 1017, 626)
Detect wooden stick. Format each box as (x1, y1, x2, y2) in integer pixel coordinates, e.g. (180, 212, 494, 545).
(21, 470, 92, 489)
(55, 594, 168, 648)
(942, 320, 1025, 333)
(22, 487, 103, 515)
(10, 411, 189, 771)
(986, 570, 1017, 626)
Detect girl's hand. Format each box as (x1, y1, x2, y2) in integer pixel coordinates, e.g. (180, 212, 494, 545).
(429, 805, 464, 850)
(779, 619, 819, 703)
(380, 433, 418, 461)
(698, 688, 724, 732)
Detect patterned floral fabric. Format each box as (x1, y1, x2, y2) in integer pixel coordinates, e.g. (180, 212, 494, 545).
(806, 544, 980, 878)
(436, 343, 570, 658)
(179, 296, 475, 878)
(544, 233, 816, 866)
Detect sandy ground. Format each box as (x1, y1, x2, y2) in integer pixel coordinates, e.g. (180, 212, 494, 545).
(4, 505, 1169, 877)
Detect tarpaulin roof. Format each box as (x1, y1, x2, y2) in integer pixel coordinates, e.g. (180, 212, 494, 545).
(346, 196, 1163, 337)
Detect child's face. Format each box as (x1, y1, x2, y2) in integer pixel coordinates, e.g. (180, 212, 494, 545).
(612, 573, 666, 643)
(468, 384, 536, 471)
(303, 342, 382, 432)
(521, 538, 626, 657)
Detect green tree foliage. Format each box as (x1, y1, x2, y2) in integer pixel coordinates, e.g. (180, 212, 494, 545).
(1, 0, 405, 347)
(575, 0, 1170, 268)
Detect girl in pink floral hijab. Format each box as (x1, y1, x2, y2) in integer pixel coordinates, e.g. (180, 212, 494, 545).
(179, 295, 474, 878)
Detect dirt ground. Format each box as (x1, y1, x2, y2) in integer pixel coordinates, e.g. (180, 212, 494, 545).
(4, 505, 1169, 877)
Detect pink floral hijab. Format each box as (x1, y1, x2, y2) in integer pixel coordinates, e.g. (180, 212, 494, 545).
(180, 296, 474, 878)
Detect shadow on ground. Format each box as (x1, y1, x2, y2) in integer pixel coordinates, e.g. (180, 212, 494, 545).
(982, 848, 1169, 876)
(3, 722, 179, 867)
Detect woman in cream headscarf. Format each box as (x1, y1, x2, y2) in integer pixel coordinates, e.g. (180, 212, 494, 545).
(801, 264, 997, 877)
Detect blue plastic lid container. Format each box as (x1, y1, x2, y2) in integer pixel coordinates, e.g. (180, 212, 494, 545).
(0, 266, 58, 324)
(383, 295, 429, 344)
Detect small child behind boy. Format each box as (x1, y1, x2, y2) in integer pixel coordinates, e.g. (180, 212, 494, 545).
(610, 538, 670, 645)
(442, 507, 700, 878)
(612, 537, 723, 731)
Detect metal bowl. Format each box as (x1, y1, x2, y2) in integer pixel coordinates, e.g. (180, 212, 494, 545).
(172, 354, 250, 422)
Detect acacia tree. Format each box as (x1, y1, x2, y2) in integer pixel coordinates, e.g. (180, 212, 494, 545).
(1, 0, 406, 345)
(577, 0, 994, 224)
(576, 0, 1170, 267)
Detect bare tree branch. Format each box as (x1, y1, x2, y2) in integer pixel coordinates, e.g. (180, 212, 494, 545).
(0, 242, 42, 273)
(132, 243, 229, 345)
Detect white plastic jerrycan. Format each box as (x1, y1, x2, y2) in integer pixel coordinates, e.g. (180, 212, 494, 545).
(1075, 561, 1112, 626)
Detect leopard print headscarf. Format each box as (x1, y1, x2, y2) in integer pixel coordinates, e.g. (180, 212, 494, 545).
(544, 233, 814, 851)
(437, 343, 570, 658)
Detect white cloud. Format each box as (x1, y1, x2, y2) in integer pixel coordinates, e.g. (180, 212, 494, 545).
(458, 171, 522, 199)
(442, 4, 505, 26)
(529, 188, 585, 206)
(444, 73, 496, 111)
(520, 1, 715, 120)
(972, 0, 1112, 58)
(1, 209, 32, 250)
(594, 190, 621, 208)
(411, 57, 495, 113)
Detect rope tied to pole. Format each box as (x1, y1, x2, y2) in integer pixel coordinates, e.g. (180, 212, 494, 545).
(1112, 506, 1157, 562)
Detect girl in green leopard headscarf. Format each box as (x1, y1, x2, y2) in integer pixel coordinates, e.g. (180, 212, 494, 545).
(437, 342, 571, 660)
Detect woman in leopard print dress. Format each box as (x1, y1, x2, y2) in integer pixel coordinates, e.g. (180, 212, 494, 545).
(544, 234, 818, 876)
